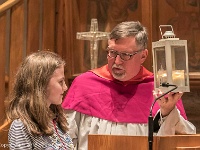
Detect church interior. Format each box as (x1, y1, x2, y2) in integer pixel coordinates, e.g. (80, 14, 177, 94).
(0, 0, 200, 149)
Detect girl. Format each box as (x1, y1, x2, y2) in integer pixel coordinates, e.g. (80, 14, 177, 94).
(7, 51, 74, 150)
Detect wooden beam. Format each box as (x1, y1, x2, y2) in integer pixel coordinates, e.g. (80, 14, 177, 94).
(0, 0, 21, 14)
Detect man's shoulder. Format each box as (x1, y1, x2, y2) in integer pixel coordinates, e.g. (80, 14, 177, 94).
(73, 71, 99, 82)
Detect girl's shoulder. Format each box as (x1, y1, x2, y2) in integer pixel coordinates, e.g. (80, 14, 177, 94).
(9, 119, 30, 136)
(10, 119, 25, 128)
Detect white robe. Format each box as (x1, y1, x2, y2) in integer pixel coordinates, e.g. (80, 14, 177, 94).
(65, 107, 196, 150)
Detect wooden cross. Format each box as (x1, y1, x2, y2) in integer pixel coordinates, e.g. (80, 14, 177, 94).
(77, 18, 110, 69)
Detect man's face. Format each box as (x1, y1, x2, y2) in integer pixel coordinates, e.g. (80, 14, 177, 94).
(107, 37, 147, 81)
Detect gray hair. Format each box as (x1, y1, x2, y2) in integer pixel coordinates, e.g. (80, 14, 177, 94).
(109, 21, 148, 49)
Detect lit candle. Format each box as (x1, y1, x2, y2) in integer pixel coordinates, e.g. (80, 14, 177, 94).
(172, 70, 185, 86)
(157, 69, 167, 86)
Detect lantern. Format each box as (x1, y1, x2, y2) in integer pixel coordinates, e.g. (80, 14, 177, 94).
(152, 25, 190, 93)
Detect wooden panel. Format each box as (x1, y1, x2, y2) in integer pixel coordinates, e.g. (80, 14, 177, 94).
(88, 135, 149, 150)
(0, 11, 6, 126)
(155, 135, 200, 150)
(26, 0, 40, 54)
(176, 147, 200, 150)
(55, 0, 72, 86)
(9, 1, 24, 90)
(182, 88, 200, 134)
(42, 0, 55, 50)
(55, 0, 81, 85)
(140, 0, 153, 72)
(88, 134, 200, 150)
(73, 0, 87, 73)
(153, 0, 200, 75)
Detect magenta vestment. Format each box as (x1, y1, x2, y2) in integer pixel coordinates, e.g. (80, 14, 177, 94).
(62, 67, 187, 123)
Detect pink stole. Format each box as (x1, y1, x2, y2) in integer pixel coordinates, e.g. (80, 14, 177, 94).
(62, 65, 187, 123)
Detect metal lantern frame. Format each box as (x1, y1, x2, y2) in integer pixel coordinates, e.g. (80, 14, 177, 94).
(152, 25, 190, 93)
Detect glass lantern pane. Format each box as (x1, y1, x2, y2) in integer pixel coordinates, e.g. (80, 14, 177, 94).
(171, 46, 186, 86)
(154, 46, 167, 87)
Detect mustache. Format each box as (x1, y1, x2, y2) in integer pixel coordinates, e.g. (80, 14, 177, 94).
(112, 64, 124, 70)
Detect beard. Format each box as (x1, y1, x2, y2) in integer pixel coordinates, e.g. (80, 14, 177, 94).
(111, 64, 126, 80)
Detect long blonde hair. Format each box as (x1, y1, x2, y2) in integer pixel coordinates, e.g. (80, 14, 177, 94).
(7, 51, 68, 136)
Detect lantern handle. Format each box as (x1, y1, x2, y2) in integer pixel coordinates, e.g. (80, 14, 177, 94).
(159, 25, 175, 39)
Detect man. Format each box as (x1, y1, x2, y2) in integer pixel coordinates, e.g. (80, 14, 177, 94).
(62, 21, 196, 150)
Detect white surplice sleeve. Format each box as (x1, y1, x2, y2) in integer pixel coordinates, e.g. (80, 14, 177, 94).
(157, 107, 196, 135)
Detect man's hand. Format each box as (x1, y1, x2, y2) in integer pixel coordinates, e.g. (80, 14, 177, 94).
(156, 92, 183, 117)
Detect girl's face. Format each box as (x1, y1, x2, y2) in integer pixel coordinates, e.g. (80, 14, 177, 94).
(46, 65, 68, 107)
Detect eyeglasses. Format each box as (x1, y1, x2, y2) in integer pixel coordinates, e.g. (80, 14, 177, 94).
(107, 48, 143, 61)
